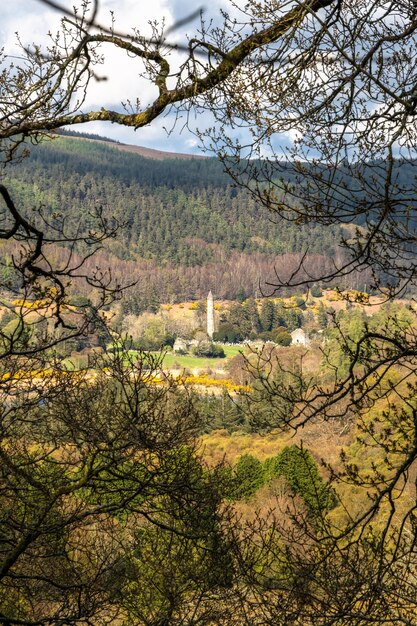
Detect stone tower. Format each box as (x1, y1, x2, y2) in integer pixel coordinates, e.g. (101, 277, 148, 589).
(207, 291, 214, 339)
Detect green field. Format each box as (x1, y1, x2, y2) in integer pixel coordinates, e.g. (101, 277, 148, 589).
(62, 344, 243, 371)
(156, 345, 243, 370)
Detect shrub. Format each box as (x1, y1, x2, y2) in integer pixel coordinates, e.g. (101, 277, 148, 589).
(264, 445, 336, 517)
(272, 329, 292, 346)
(310, 285, 323, 298)
(191, 341, 225, 358)
(213, 323, 239, 343)
(231, 454, 264, 500)
(259, 327, 292, 345)
(292, 296, 306, 310)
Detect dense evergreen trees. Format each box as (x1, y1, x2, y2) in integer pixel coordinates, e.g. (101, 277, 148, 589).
(228, 446, 335, 518)
(2, 136, 375, 305)
(4, 137, 344, 266)
(214, 298, 302, 343)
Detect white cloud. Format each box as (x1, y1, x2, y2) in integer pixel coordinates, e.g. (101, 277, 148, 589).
(2, 1, 198, 149)
(185, 137, 199, 149)
(2, 2, 60, 53)
(2, 0, 285, 155)
(4, 0, 176, 108)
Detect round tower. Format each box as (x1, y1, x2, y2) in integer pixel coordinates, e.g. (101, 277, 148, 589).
(207, 291, 214, 339)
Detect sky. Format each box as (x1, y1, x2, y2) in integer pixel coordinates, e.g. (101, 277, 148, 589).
(2, 0, 234, 154)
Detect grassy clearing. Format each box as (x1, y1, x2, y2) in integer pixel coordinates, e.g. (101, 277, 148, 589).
(158, 345, 243, 370)
(62, 344, 243, 372)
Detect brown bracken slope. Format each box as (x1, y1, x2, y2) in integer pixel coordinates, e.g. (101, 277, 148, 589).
(81, 137, 207, 160)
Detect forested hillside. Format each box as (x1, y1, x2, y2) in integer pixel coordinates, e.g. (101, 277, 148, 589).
(2, 135, 364, 305)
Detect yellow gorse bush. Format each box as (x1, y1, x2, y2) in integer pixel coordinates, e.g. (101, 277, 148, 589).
(12, 299, 51, 309)
(183, 374, 251, 394)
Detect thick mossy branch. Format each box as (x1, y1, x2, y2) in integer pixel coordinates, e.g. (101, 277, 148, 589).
(1, 0, 337, 138)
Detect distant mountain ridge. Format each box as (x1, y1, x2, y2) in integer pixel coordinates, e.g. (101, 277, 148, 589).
(57, 129, 206, 161)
